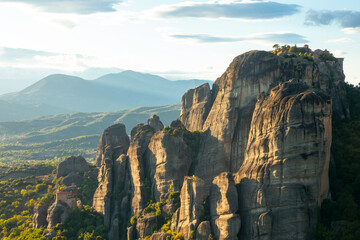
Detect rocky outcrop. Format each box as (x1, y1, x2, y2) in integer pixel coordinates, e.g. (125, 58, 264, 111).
(172, 176, 211, 239)
(93, 124, 130, 229)
(235, 80, 332, 239)
(47, 201, 72, 229)
(179, 51, 346, 181)
(33, 204, 48, 228)
(147, 115, 164, 132)
(95, 124, 130, 167)
(56, 155, 89, 178)
(196, 221, 212, 240)
(128, 125, 156, 216)
(136, 215, 157, 238)
(90, 49, 342, 240)
(179, 83, 212, 131)
(147, 129, 193, 201)
(210, 172, 240, 240)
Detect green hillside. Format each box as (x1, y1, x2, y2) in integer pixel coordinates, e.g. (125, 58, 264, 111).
(0, 104, 180, 165)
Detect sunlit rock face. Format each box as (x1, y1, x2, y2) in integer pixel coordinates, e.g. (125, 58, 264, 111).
(235, 80, 332, 240)
(91, 50, 343, 240)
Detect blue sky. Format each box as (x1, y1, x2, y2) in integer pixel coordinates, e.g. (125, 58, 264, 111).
(0, 0, 359, 94)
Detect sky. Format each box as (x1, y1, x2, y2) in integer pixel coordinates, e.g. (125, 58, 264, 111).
(0, 0, 359, 94)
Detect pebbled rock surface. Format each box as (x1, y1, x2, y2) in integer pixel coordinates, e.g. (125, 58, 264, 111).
(235, 80, 332, 239)
(56, 155, 89, 178)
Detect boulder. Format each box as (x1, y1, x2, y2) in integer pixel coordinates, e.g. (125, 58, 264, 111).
(147, 115, 164, 132)
(56, 156, 89, 178)
(136, 215, 157, 239)
(196, 221, 212, 240)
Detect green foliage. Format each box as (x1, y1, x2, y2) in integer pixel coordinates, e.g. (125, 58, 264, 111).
(77, 174, 98, 206)
(168, 191, 180, 209)
(199, 197, 211, 222)
(320, 53, 336, 61)
(54, 206, 106, 239)
(190, 230, 196, 240)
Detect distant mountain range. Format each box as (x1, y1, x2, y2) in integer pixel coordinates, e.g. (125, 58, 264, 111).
(0, 71, 211, 122)
(0, 104, 180, 164)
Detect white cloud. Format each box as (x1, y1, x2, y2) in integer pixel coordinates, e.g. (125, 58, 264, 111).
(152, 0, 301, 20)
(167, 32, 307, 44)
(333, 49, 347, 56)
(327, 38, 354, 43)
(52, 19, 77, 29)
(342, 27, 360, 34)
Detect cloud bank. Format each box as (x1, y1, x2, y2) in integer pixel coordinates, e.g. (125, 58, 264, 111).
(169, 32, 307, 44)
(0, 47, 91, 71)
(0, 0, 123, 14)
(155, 1, 301, 20)
(305, 10, 360, 29)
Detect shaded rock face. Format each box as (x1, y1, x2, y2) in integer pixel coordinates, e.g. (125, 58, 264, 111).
(33, 204, 48, 228)
(56, 155, 89, 178)
(128, 125, 156, 216)
(147, 130, 193, 201)
(136, 215, 157, 238)
(196, 221, 212, 240)
(93, 123, 130, 230)
(210, 172, 240, 240)
(179, 83, 212, 131)
(235, 80, 332, 239)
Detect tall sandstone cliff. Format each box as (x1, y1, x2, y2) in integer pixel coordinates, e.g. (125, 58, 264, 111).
(93, 50, 347, 239)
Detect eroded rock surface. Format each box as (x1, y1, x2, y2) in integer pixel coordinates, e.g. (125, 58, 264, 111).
(179, 83, 212, 131)
(235, 80, 332, 239)
(93, 124, 130, 228)
(90, 49, 342, 240)
(147, 129, 193, 201)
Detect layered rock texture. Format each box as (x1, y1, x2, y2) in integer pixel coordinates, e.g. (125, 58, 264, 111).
(92, 50, 347, 239)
